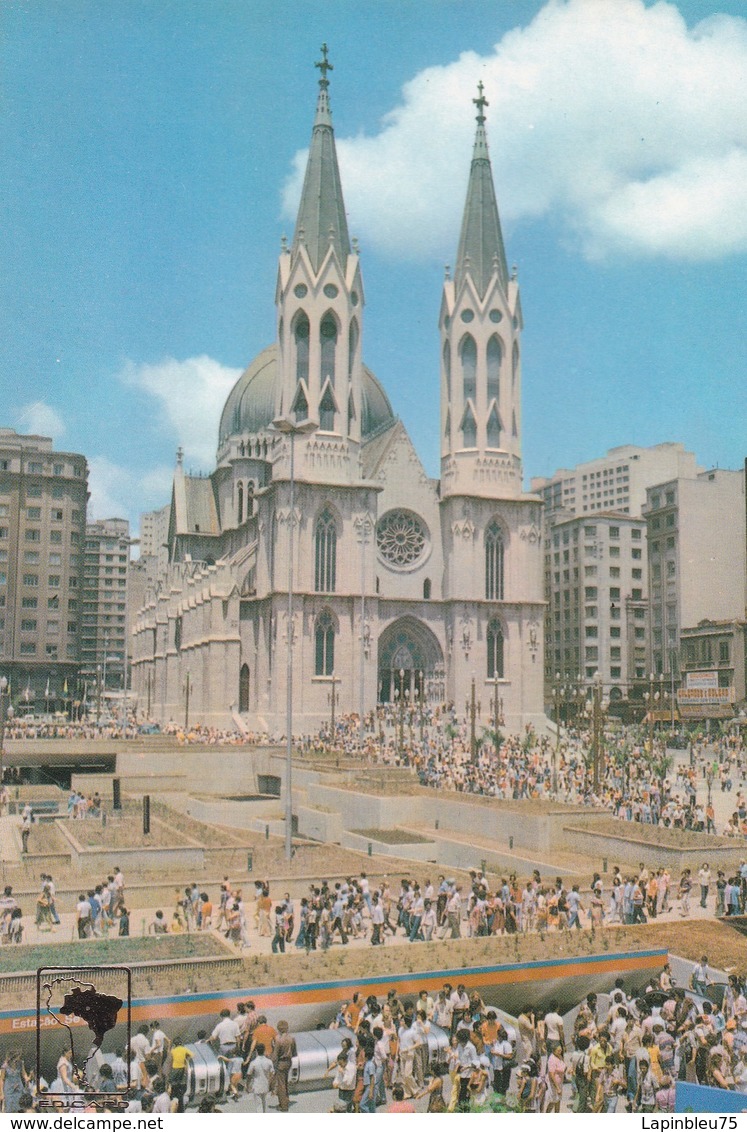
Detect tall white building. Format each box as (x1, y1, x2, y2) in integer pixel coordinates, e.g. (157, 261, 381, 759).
(0, 430, 88, 710)
(531, 442, 701, 522)
(545, 512, 648, 694)
(81, 518, 131, 689)
(645, 468, 746, 677)
(132, 57, 545, 734)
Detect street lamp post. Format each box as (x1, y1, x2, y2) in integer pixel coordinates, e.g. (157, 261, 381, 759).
(0, 677, 14, 787)
(469, 673, 477, 764)
(121, 536, 139, 733)
(184, 671, 191, 730)
(398, 668, 406, 756)
(591, 671, 604, 792)
(490, 672, 503, 760)
(146, 669, 153, 718)
(552, 672, 562, 795)
(355, 513, 373, 747)
(272, 415, 317, 863)
(705, 765, 714, 808)
(418, 670, 425, 744)
(328, 671, 339, 737)
(644, 672, 660, 752)
(95, 665, 102, 726)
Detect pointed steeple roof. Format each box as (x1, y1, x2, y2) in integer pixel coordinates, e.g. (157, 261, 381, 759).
(292, 44, 351, 275)
(455, 83, 509, 299)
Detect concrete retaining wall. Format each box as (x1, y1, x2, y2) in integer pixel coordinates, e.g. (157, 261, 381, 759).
(562, 825, 743, 873)
(341, 830, 437, 862)
(296, 806, 343, 844)
(55, 818, 205, 873)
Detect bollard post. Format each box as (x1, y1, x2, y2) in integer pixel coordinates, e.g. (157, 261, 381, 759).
(247, 852, 253, 873)
(143, 794, 150, 835)
(368, 842, 372, 857)
(603, 857, 608, 873)
(509, 836, 514, 850)
(481, 859, 487, 876)
(265, 823, 270, 840)
(435, 818, 439, 831)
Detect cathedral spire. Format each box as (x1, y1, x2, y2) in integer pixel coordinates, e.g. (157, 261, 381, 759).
(455, 82, 508, 299)
(292, 44, 351, 275)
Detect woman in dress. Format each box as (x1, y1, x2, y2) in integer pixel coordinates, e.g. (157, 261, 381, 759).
(544, 1043, 566, 1113)
(244, 1042, 274, 1113)
(590, 885, 605, 928)
(0, 1050, 31, 1113)
(52, 1048, 76, 1105)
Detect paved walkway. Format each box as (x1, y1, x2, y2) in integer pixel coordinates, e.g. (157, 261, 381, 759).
(14, 880, 726, 953)
(0, 814, 21, 866)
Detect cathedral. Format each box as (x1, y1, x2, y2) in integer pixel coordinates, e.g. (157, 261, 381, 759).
(132, 52, 546, 735)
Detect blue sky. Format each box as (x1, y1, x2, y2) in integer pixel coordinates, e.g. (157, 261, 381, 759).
(2, 0, 746, 531)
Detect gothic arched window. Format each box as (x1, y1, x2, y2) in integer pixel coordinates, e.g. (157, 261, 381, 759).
(320, 313, 338, 388)
(461, 403, 477, 450)
(460, 335, 477, 403)
(348, 319, 359, 384)
(319, 384, 336, 431)
(315, 610, 335, 676)
(487, 619, 505, 679)
(485, 520, 505, 600)
(314, 508, 337, 593)
(487, 336, 502, 402)
(512, 341, 519, 387)
(486, 404, 501, 449)
(294, 312, 310, 383)
(443, 341, 451, 400)
(237, 483, 244, 525)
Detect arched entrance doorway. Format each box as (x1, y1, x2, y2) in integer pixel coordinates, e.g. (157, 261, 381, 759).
(239, 663, 250, 713)
(377, 617, 444, 703)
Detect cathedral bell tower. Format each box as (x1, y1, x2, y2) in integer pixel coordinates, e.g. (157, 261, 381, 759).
(440, 83, 523, 501)
(275, 44, 365, 485)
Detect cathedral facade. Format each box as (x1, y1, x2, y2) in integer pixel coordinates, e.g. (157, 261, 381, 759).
(131, 58, 546, 736)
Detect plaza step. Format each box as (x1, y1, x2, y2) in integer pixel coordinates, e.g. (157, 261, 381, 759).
(402, 823, 594, 881)
(0, 815, 22, 865)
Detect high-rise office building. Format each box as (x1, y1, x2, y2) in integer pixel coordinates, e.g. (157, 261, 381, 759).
(0, 429, 88, 710)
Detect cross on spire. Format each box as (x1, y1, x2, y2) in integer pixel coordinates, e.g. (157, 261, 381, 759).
(315, 43, 333, 87)
(473, 80, 488, 124)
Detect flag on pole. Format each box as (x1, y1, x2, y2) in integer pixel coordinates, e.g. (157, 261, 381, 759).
(45, 678, 50, 699)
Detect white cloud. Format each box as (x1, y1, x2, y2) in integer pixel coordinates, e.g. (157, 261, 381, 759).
(16, 401, 66, 440)
(282, 0, 747, 262)
(87, 458, 174, 533)
(120, 355, 242, 468)
(87, 456, 136, 523)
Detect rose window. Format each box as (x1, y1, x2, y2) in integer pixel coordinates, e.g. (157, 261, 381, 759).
(376, 510, 428, 568)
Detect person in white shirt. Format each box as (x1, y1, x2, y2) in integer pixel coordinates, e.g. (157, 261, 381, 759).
(433, 990, 453, 1031)
(211, 1010, 240, 1053)
(150, 1022, 170, 1069)
(450, 986, 470, 1035)
(129, 1026, 151, 1062)
(75, 894, 92, 939)
(152, 1086, 173, 1113)
(398, 1022, 419, 1098)
(544, 1002, 565, 1050)
(370, 893, 385, 946)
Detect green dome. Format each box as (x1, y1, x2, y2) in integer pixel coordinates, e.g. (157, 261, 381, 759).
(218, 344, 395, 446)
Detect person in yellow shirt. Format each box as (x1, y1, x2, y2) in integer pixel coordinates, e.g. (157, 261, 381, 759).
(588, 1032, 611, 1111)
(167, 1044, 193, 1113)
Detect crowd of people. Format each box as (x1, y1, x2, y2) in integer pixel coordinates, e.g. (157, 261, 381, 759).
(6, 964, 746, 1113)
(6, 847, 747, 952)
